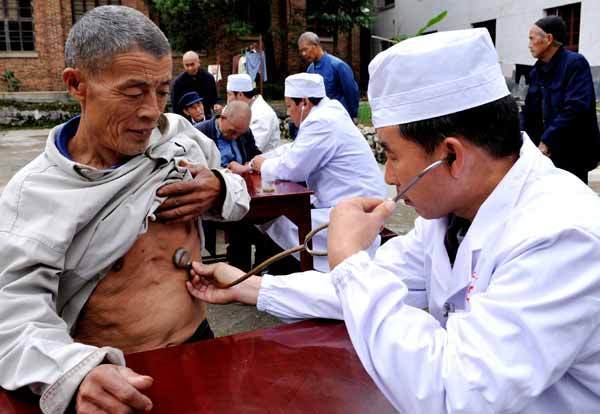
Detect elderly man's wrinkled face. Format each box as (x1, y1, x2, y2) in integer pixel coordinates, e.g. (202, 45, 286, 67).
(184, 102, 205, 122)
(82, 51, 171, 158)
(298, 41, 320, 63)
(528, 25, 552, 59)
(220, 115, 249, 141)
(183, 55, 200, 76)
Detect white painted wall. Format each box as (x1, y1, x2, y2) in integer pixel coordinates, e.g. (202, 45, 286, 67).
(373, 1, 600, 66)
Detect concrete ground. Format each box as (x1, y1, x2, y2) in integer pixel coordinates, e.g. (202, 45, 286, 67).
(2, 128, 600, 337)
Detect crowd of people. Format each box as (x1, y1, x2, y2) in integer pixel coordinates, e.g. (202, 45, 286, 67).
(1, 5, 600, 414)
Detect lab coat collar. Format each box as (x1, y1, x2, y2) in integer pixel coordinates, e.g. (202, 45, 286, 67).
(437, 133, 537, 305)
(466, 133, 534, 251)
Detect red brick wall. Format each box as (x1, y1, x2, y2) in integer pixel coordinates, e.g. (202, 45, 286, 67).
(0, 0, 151, 92)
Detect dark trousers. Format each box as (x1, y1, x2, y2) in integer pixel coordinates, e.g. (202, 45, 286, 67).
(184, 319, 215, 343)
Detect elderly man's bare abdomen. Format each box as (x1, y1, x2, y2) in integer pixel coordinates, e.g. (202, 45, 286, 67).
(73, 220, 204, 354)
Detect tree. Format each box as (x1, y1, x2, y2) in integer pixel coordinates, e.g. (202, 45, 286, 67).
(392, 10, 447, 43)
(150, 0, 271, 53)
(306, 0, 374, 55)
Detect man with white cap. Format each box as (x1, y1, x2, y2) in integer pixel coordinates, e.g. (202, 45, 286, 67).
(186, 29, 600, 412)
(249, 72, 386, 272)
(226, 73, 281, 152)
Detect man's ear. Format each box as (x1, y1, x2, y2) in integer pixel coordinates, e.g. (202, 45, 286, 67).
(63, 68, 86, 102)
(442, 137, 464, 177)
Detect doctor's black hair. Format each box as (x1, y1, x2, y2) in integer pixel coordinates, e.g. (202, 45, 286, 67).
(234, 90, 257, 99)
(291, 97, 323, 106)
(397, 95, 521, 158)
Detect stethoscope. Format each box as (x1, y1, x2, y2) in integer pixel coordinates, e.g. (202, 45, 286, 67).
(173, 157, 451, 288)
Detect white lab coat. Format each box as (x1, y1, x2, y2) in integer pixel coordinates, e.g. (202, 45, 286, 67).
(250, 94, 280, 152)
(260, 97, 387, 271)
(257, 135, 600, 412)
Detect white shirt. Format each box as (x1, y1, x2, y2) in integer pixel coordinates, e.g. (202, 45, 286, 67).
(250, 95, 280, 152)
(260, 97, 386, 271)
(258, 135, 600, 412)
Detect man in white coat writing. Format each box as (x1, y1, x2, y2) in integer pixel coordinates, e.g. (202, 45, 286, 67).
(250, 73, 387, 272)
(187, 29, 600, 412)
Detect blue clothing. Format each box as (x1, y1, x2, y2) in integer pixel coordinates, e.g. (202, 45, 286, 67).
(307, 53, 359, 118)
(194, 117, 261, 168)
(244, 50, 267, 82)
(55, 115, 80, 160)
(521, 48, 600, 176)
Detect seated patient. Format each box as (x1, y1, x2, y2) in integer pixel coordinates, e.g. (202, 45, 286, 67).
(0, 6, 249, 414)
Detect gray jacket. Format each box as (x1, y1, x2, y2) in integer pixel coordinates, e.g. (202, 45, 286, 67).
(0, 113, 250, 413)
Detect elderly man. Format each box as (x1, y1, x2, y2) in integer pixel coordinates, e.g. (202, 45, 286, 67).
(195, 100, 261, 174)
(172, 50, 218, 118)
(250, 73, 386, 272)
(226, 74, 281, 152)
(0, 6, 249, 414)
(521, 15, 600, 183)
(298, 31, 360, 119)
(179, 91, 205, 124)
(195, 101, 261, 270)
(190, 29, 600, 412)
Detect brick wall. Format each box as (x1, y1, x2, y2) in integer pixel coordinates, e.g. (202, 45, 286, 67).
(0, 0, 151, 93)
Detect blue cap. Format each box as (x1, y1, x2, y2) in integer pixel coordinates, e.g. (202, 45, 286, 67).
(178, 91, 203, 109)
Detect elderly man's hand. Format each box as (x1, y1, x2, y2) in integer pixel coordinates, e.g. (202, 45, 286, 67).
(328, 197, 396, 269)
(227, 161, 251, 175)
(76, 364, 153, 413)
(156, 160, 222, 222)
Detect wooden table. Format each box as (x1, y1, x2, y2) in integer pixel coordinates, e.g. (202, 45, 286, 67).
(242, 172, 314, 270)
(0, 320, 395, 413)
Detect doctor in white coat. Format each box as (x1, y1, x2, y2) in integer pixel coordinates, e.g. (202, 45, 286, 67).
(187, 29, 600, 413)
(250, 73, 387, 271)
(226, 74, 281, 152)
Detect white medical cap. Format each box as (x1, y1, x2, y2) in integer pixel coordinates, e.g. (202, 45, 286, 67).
(368, 28, 509, 128)
(227, 74, 253, 92)
(284, 73, 326, 98)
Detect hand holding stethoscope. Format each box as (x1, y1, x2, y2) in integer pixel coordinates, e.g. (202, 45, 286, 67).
(173, 157, 452, 288)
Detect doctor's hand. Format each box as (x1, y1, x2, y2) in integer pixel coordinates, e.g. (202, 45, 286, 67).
(328, 197, 396, 269)
(155, 160, 223, 223)
(76, 364, 153, 414)
(186, 261, 261, 305)
(227, 161, 251, 175)
(249, 155, 266, 172)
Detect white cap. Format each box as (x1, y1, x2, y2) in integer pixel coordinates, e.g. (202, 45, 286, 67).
(368, 28, 510, 128)
(227, 74, 253, 92)
(284, 73, 326, 98)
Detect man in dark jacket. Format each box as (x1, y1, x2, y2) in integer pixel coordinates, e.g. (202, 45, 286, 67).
(195, 101, 261, 270)
(172, 51, 218, 118)
(195, 101, 261, 174)
(521, 16, 600, 183)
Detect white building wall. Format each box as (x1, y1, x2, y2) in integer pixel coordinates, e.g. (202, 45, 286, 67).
(373, 1, 600, 66)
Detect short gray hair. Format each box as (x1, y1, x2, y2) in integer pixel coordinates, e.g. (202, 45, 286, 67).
(298, 32, 320, 46)
(65, 5, 171, 74)
(222, 101, 251, 125)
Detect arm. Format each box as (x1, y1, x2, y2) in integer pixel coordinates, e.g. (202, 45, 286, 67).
(541, 57, 596, 150)
(250, 108, 280, 152)
(336, 61, 360, 118)
(331, 227, 600, 412)
(0, 234, 130, 413)
(156, 120, 250, 222)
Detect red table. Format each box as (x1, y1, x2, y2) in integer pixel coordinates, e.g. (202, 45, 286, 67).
(242, 173, 314, 271)
(0, 320, 395, 413)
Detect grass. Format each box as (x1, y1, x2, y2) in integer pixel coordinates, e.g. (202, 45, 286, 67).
(357, 100, 372, 126)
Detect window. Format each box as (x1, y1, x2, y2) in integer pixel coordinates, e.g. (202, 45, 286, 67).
(0, 0, 34, 52)
(472, 19, 496, 45)
(545, 2, 580, 51)
(72, 0, 121, 23)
